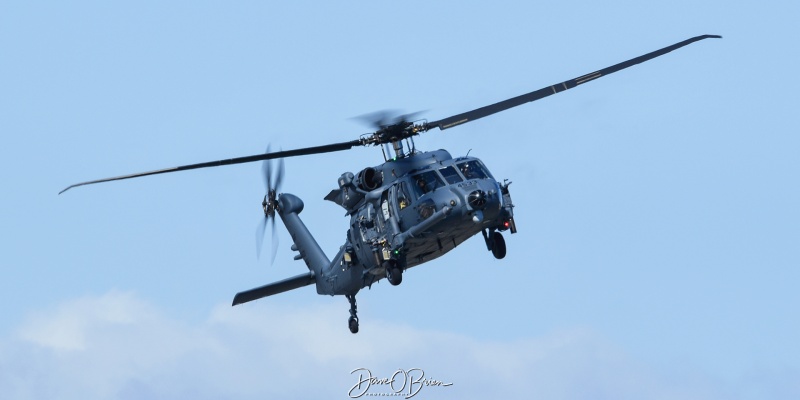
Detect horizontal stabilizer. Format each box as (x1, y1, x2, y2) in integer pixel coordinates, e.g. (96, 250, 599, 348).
(232, 271, 315, 306)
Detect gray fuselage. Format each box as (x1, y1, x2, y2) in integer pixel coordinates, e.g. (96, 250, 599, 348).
(278, 149, 514, 297)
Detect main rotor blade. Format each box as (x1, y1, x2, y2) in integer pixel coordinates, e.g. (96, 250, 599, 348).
(60, 139, 362, 194)
(427, 34, 721, 131)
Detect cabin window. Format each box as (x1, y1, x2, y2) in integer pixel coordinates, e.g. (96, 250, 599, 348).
(457, 160, 490, 180)
(439, 166, 463, 184)
(412, 171, 444, 198)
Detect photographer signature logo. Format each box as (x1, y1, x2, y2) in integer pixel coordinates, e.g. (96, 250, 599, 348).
(348, 368, 453, 398)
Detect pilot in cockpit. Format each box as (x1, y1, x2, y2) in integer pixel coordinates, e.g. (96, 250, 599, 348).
(416, 177, 429, 194)
(460, 162, 478, 179)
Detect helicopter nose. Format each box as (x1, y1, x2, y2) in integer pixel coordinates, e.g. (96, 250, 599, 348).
(467, 189, 487, 210)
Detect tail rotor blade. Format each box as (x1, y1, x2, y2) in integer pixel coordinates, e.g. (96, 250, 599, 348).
(269, 216, 279, 266)
(255, 217, 267, 259)
(257, 145, 283, 265)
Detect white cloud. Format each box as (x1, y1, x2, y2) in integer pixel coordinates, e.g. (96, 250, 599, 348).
(0, 291, 777, 400)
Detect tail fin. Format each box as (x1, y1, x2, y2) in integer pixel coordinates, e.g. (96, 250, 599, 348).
(276, 193, 330, 278)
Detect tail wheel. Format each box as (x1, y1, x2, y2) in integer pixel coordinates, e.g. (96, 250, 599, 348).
(491, 231, 506, 259)
(348, 316, 359, 334)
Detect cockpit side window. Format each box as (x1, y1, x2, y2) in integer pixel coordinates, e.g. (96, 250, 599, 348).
(411, 171, 445, 198)
(396, 182, 412, 210)
(457, 160, 490, 180)
(439, 166, 463, 184)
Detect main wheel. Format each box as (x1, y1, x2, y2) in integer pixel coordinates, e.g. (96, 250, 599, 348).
(491, 231, 506, 259)
(386, 265, 403, 286)
(348, 316, 359, 334)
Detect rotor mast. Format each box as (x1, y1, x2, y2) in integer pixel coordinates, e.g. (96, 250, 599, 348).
(392, 140, 405, 159)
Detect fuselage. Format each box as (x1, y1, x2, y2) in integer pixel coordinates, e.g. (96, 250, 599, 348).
(317, 149, 515, 295)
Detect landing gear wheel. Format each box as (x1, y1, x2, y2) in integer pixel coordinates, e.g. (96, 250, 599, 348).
(491, 231, 506, 259)
(346, 294, 359, 334)
(348, 316, 359, 334)
(386, 264, 403, 286)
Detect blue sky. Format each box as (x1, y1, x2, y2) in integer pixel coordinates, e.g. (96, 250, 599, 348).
(1, 1, 798, 399)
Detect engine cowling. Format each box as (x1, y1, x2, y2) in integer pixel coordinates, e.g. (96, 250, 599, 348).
(356, 167, 382, 191)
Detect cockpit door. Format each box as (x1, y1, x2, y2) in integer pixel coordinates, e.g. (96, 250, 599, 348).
(390, 181, 418, 232)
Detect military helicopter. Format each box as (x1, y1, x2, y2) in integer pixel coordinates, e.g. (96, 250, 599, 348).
(61, 34, 720, 333)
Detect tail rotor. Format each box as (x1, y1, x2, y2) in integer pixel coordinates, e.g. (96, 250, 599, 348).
(256, 145, 285, 264)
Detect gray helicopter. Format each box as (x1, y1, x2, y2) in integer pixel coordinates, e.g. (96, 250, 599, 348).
(61, 35, 720, 333)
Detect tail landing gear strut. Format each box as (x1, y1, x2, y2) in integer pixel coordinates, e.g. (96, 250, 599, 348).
(346, 294, 359, 334)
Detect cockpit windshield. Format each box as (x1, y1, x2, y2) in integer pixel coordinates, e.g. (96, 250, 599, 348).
(457, 160, 490, 180)
(439, 166, 463, 184)
(412, 171, 444, 198)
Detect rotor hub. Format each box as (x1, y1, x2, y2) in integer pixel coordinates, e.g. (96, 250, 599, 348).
(263, 189, 279, 217)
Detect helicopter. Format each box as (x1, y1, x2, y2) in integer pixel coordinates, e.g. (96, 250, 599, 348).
(61, 34, 721, 333)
